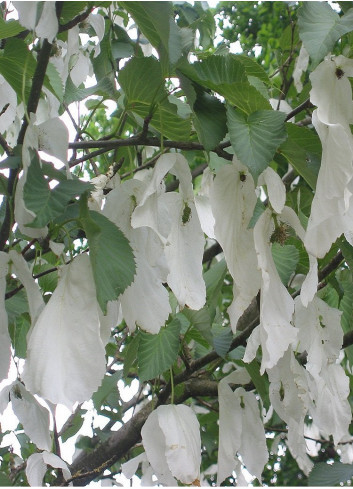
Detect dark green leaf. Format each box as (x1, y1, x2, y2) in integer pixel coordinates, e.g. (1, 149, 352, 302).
(193, 91, 227, 151)
(123, 335, 140, 378)
(204, 258, 227, 308)
(308, 462, 353, 486)
(245, 360, 270, 409)
(0, 473, 11, 486)
(111, 40, 134, 59)
(272, 243, 299, 285)
(60, 2, 88, 24)
(279, 124, 321, 190)
(81, 210, 136, 313)
(181, 307, 212, 345)
(61, 411, 85, 443)
(0, 18, 25, 38)
(121, 1, 182, 67)
(46, 62, 64, 102)
(227, 107, 287, 181)
(298, 3, 353, 64)
(212, 324, 232, 358)
(23, 151, 93, 228)
(9, 314, 30, 359)
(138, 319, 181, 382)
(92, 371, 121, 410)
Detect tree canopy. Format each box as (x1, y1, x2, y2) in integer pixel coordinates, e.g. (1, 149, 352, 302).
(1, 0, 353, 486)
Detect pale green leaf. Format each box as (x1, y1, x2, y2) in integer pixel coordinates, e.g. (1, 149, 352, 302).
(81, 210, 136, 313)
(271, 243, 299, 286)
(204, 258, 227, 308)
(298, 3, 353, 65)
(181, 307, 212, 344)
(61, 411, 85, 443)
(138, 319, 181, 382)
(227, 107, 287, 180)
(308, 462, 353, 486)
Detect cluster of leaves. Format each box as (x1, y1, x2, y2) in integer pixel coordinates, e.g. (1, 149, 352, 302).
(1, 1, 353, 487)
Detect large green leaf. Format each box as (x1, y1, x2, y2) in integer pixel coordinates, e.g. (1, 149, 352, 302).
(298, 3, 353, 65)
(137, 319, 181, 382)
(121, 2, 182, 67)
(0, 18, 26, 38)
(119, 57, 166, 105)
(308, 462, 353, 486)
(279, 124, 321, 190)
(0, 38, 37, 102)
(178, 74, 226, 148)
(64, 76, 115, 104)
(80, 210, 136, 313)
(227, 107, 287, 180)
(131, 100, 191, 141)
(23, 151, 93, 228)
(271, 243, 299, 286)
(204, 258, 227, 308)
(180, 54, 270, 114)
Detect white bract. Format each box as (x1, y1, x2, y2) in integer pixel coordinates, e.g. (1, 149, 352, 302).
(217, 370, 268, 484)
(305, 55, 353, 257)
(210, 157, 260, 329)
(0, 381, 51, 451)
(141, 404, 201, 485)
(244, 209, 297, 373)
(26, 451, 71, 486)
(22, 254, 106, 408)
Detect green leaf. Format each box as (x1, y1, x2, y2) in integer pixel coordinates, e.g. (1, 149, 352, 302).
(248, 197, 266, 229)
(0, 38, 37, 102)
(61, 410, 85, 443)
(0, 473, 12, 486)
(193, 91, 227, 151)
(92, 371, 121, 410)
(227, 107, 287, 181)
(0, 155, 21, 170)
(212, 324, 232, 358)
(123, 335, 140, 377)
(81, 210, 136, 313)
(308, 462, 353, 486)
(60, 2, 88, 24)
(179, 54, 270, 114)
(184, 326, 210, 349)
(111, 40, 134, 59)
(271, 243, 299, 286)
(46, 63, 64, 102)
(64, 76, 115, 105)
(245, 360, 270, 409)
(138, 319, 181, 382)
(298, 3, 353, 65)
(0, 18, 26, 38)
(6, 288, 29, 325)
(33, 263, 58, 293)
(181, 307, 212, 345)
(204, 258, 227, 308)
(121, 2, 182, 67)
(132, 100, 191, 141)
(119, 57, 165, 106)
(279, 124, 321, 190)
(9, 314, 30, 359)
(23, 151, 93, 228)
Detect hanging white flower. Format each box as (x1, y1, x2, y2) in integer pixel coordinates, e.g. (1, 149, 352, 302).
(130, 153, 206, 311)
(0, 252, 10, 383)
(22, 254, 106, 408)
(210, 157, 261, 330)
(293, 45, 309, 93)
(0, 75, 17, 133)
(268, 350, 313, 475)
(26, 451, 71, 486)
(305, 55, 353, 257)
(141, 404, 201, 485)
(14, 2, 58, 42)
(194, 167, 216, 239)
(0, 381, 51, 451)
(244, 209, 297, 372)
(217, 369, 268, 484)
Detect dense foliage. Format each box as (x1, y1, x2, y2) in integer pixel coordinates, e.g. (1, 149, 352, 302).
(1, 1, 353, 486)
